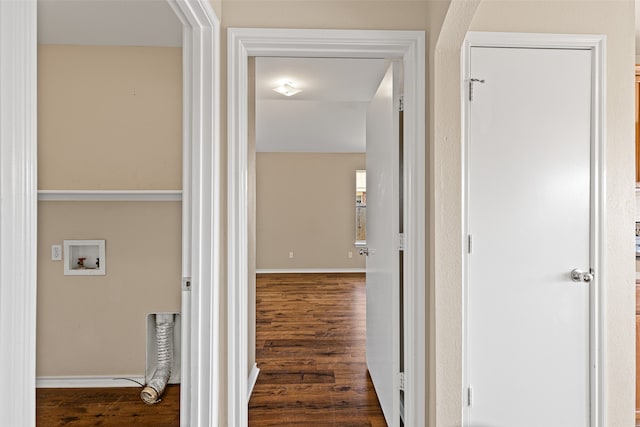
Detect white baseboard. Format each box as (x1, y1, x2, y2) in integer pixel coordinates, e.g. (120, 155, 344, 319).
(256, 268, 365, 274)
(36, 375, 147, 388)
(247, 363, 260, 401)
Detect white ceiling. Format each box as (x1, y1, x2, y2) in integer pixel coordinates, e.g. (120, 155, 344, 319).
(38, 0, 182, 47)
(37, 2, 389, 153)
(256, 57, 387, 153)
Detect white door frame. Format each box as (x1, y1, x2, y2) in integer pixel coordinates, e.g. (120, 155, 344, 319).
(227, 28, 426, 427)
(461, 31, 606, 427)
(168, 1, 220, 426)
(0, 1, 38, 426)
(0, 1, 220, 425)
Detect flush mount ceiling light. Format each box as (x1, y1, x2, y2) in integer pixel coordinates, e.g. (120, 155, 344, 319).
(272, 81, 302, 97)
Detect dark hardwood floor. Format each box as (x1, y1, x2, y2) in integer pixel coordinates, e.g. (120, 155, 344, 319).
(36, 384, 179, 426)
(36, 273, 385, 426)
(249, 273, 387, 427)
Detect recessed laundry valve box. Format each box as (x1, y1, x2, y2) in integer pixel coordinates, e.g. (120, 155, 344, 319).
(63, 239, 106, 276)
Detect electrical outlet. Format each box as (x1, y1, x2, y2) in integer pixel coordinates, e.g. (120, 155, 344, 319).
(51, 244, 62, 261)
(289, 251, 294, 259)
(348, 251, 353, 259)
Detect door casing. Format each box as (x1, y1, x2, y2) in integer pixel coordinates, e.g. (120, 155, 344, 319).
(227, 28, 426, 427)
(461, 31, 606, 427)
(0, 0, 221, 425)
(169, 1, 221, 426)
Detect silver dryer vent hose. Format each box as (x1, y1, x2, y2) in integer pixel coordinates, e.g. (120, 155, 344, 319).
(141, 314, 174, 405)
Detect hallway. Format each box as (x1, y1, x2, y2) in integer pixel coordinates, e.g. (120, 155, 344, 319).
(249, 273, 387, 426)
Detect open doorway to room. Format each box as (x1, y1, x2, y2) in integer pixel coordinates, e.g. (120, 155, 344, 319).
(249, 56, 389, 426)
(35, 1, 184, 424)
(227, 29, 426, 427)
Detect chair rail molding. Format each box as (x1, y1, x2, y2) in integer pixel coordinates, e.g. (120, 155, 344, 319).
(37, 190, 182, 202)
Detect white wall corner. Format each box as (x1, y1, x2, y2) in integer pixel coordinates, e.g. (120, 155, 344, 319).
(0, 1, 38, 426)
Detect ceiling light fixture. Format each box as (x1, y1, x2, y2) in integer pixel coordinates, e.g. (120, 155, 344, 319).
(272, 81, 302, 97)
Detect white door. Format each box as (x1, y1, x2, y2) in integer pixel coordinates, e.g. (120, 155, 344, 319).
(466, 47, 593, 426)
(365, 63, 401, 427)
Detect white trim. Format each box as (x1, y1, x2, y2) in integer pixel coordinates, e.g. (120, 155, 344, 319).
(37, 190, 182, 202)
(462, 31, 608, 50)
(228, 28, 426, 427)
(247, 363, 260, 402)
(590, 33, 606, 427)
(461, 31, 606, 427)
(256, 268, 366, 274)
(635, 187, 640, 222)
(168, 1, 220, 426)
(0, 1, 37, 426)
(36, 376, 146, 389)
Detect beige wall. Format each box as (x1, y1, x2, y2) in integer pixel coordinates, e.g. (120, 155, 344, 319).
(37, 45, 182, 377)
(37, 202, 181, 376)
(38, 45, 182, 190)
(256, 153, 366, 270)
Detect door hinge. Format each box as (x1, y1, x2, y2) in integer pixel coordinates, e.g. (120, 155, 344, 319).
(399, 96, 404, 112)
(398, 372, 406, 391)
(469, 78, 485, 101)
(397, 233, 405, 251)
(467, 386, 473, 406)
(467, 234, 473, 254)
(182, 277, 192, 291)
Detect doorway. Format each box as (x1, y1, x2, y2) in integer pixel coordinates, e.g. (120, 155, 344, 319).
(0, 1, 220, 425)
(227, 28, 426, 427)
(250, 56, 393, 425)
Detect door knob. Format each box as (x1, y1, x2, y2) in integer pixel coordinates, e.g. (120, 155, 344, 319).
(570, 268, 594, 283)
(359, 247, 375, 256)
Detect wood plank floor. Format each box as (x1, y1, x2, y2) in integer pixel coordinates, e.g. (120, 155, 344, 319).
(36, 273, 385, 426)
(36, 384, 179, 426)
(249, 273, 387, 427)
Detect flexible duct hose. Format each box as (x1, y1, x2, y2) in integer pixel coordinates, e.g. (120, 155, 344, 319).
(141, 314, 174, 405)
